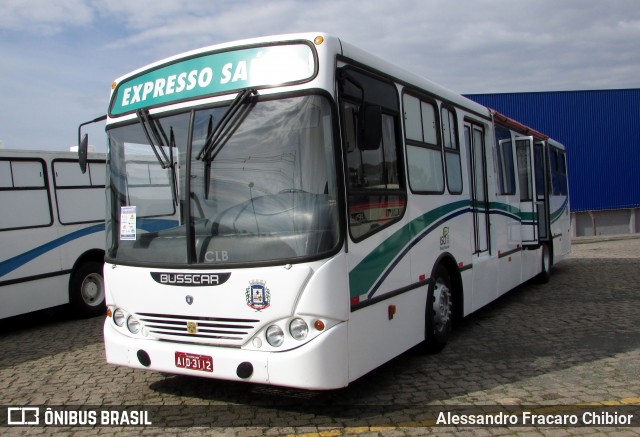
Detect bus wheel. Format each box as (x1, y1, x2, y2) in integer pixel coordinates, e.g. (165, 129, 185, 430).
(424, 264, 453, 353)
(534, 244, 552, 284)
(70, 261, 105, 317)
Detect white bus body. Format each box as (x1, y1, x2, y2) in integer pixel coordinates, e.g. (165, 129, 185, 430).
(100, 33, 570, 389)
(0, 149, 106, 319)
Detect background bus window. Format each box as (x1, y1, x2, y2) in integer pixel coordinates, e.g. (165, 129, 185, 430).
(0, 160, 13, 188)
(0, 159, 52, 231)
(53, 160, 106, 224)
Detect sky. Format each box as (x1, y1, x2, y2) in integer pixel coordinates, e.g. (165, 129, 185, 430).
(1, 0, 639, 151)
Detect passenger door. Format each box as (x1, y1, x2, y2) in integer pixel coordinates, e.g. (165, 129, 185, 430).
(515, 136, 538, 245)
(465, 123, 490, 254)
(534, 140, 551, 243)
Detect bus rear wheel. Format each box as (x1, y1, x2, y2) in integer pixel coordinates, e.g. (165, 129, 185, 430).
(534, 244, 552, 284)
(424, 264, 453, 353)
(70, 261, 105, 317)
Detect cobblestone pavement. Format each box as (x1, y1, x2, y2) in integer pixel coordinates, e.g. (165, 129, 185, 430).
(1, 237, 639, 436)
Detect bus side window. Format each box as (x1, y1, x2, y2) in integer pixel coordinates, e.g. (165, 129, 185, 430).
(441, 106, 462, 194)
(550, 148, 568, 196)
(346, 110, 405, 240)
(494, 125, 516, 195)
(403, 93, 444, 194)
(0, 159, 52, 231)
(559, 152, 568, 195)
(340, 67, 406, 242)
(0, 160, 11, 187)
(53, 160, 105, 224)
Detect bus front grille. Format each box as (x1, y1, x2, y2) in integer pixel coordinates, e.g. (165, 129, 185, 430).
(136, 313, 260, 345)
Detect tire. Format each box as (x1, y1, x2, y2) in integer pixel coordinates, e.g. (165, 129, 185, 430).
(534, 244, 552, 284)
(424, 264, 453, 353)
(70, 261, 105, 317)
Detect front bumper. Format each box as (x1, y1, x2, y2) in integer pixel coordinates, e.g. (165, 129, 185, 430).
(104, 318, 349, 390)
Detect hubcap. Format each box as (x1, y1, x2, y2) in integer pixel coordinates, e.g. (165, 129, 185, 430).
(433, 278, 451, 332)
(81, 273, 104, 306)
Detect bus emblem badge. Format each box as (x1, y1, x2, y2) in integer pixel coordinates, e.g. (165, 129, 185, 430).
(187, 321, 197, 334)
(246, 280, 271, 311)
(185, 295, 194, 305)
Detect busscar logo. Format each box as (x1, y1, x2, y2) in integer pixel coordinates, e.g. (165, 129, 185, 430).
(150, 272, 231, 286)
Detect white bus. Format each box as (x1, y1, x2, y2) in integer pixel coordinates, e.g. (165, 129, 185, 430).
(87, 33, 570, 389)
(0, 149, 106, 319)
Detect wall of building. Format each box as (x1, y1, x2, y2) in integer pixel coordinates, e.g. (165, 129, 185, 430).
(572, 209, 638, 237)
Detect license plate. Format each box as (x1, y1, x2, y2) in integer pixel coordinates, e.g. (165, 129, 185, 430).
(175, 352, 213, 372)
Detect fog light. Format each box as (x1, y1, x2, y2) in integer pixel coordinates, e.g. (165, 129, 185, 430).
(137, 350, 151, 367)
(266, 325, 284, 347)
(289, 318, 308, 340)
(236, 362, 253, 379)
(113, 309, 126, 327)
(127, 316, 141, 334)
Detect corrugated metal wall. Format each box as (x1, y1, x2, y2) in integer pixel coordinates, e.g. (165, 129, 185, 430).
(464, 89, 640, 212)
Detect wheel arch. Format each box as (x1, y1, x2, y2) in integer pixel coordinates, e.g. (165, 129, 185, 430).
(68, 249, 105, 289)
(71, 249, 104, 272)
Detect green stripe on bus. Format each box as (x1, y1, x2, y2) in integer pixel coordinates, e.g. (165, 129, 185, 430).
(550, 197, 569, 224)
(348, 200, 469, 298)
(348, 197, 568, 298)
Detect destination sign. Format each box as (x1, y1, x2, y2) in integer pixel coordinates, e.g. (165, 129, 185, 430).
(110, 43, 316, 116)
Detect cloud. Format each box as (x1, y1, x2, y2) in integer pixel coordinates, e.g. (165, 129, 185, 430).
(0, 0, 94, 35)
(1, 0, 639, 150)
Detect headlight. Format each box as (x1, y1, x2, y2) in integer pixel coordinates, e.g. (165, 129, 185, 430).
(289, 318, 308, 340)
(113, 309, 126, 327)
(266, 325, 284, 347)
(127, 316, 141, 334)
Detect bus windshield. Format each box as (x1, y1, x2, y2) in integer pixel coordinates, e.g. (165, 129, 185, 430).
(106, 94, 340, 266)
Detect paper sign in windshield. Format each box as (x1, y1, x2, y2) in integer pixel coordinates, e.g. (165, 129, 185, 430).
(120, 206, 137, 241)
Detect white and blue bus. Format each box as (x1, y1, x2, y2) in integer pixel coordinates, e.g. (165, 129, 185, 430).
(0, 149, 106, 319)
(85, 33, 570, 389)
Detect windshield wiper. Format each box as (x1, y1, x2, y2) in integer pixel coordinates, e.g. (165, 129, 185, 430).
(136, 108, 172, 169)
(168, 127, 179, 207)
(196, 88, 257, 162)
(136, 108, 179, 206)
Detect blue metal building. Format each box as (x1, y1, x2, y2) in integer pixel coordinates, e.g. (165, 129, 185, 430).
(465, 89, 640, 236)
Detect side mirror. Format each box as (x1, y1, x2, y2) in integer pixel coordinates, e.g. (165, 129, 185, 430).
(78, 134, 88, 174)
(77, 114, 107, 174)
(360, 104, 382, 150)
